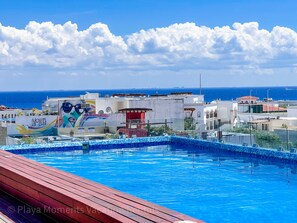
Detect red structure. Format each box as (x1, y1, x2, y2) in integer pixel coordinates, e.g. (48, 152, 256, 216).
(118, 108, 152, 137)
(236, 96, 259, 104)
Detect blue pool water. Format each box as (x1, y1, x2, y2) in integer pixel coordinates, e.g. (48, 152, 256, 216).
(23, 145, 297, 223)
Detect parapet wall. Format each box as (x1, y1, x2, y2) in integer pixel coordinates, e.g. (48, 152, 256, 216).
(1, 136, 171, 153)
(170, 136, 297, 163)
(2, 136, 297, 163)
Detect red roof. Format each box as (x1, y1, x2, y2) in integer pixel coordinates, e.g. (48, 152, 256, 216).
(0, 105, 7, 111)
(237, 96, 259, 100)
(262, 104, 286, 112)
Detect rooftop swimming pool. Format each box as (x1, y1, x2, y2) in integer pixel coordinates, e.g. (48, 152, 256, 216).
(18, 140, 297, 223)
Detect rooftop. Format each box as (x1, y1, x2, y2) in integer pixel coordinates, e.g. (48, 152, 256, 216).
(237, 96, 259, 100)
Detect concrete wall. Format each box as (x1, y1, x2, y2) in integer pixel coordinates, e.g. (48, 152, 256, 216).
(58, 125, 118, 136)
(217, 101, 238, 126)
(0, 126, 7, 145)
(175, 95, 204, 104)
(237, 113, 286, 123)
(222, 134, 256, 146)
(288, 107, 297, 118)
(274, 129, 297, 143)
(128, 98, 185, 130)
(0, 109, 20, 122)
(184, 103, 220, 132)
(95, 97, 129, 114)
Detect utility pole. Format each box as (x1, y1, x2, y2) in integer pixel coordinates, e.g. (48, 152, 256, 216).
(249, 89, 253, 121)
(286, 126, 289, 150)
(249, 89, 253, 146)
(267, 89, 270, 118)
(249, 122, 253, 146)
(199, 73, 202, 95)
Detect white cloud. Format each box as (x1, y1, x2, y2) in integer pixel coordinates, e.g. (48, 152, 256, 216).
(0, 21, 297, 72)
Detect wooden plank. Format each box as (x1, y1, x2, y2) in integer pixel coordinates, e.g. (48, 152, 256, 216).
(0, 188, 82, 223)
(0, 177, 78, 223)
(0, 168, 137, 223)
(0, 167, 136, 223)
(0, 214, 15, 223)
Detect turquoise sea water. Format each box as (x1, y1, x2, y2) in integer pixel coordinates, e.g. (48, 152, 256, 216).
(23, 145, 297, 223)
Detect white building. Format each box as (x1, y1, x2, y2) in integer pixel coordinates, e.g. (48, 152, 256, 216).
(128, 97, 185, 130)
(0, 108, 21, 123)
(216, 101, 238, 128)
(41, 92, 238, 133)
(288, 106, 297, 118)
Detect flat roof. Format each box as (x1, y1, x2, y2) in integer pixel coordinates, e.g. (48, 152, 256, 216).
(112, 93, 147, 97)
(118, 108, 152, 113)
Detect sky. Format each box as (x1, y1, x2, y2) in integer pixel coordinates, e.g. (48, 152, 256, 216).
(0, 0, 297, 91)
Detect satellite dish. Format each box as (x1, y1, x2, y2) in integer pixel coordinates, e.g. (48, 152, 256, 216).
(106, 107, 113, 113)
(98, 110, 104, 115)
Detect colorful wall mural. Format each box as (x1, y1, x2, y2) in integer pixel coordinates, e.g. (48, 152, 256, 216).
(7, 99, 111, 136)
(58, 99, 109, 128)
(8, 115, 58, 136)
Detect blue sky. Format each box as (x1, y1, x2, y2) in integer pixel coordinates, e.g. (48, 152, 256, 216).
(1, 0, 296, 34)
(0, 0, 296, 91)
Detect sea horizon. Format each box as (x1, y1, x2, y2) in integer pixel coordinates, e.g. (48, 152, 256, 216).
(1, 85, 297, 93)
(1, 86, 297, 110)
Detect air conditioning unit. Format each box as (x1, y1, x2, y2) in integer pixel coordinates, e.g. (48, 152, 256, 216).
(106, 106, 113, 114)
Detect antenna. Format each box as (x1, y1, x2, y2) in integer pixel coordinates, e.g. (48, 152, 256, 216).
(199, 73, 202, 95)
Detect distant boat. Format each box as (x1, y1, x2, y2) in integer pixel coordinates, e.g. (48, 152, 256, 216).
(285, 87, 297, 91)
(263, 98, 273, 102)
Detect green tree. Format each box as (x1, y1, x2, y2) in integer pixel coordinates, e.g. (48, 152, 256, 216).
(255, 131, 281, 148)
(232, 126, 251, 134)
(231, 127, 282, 149)
(19, 136, 36, 145)
(146, 125, 173, 136)
(184, 117, 196, 130)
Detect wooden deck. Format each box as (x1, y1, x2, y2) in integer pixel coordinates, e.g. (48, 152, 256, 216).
(0, 213, 14, 223)
(0, 150, 203, 223)
(0, 190, 56, 223)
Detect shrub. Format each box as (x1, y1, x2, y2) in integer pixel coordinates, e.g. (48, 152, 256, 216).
(184, 117, 196, 130)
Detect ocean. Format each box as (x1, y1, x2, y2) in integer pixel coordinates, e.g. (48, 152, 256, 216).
(0, 86, 297, 109)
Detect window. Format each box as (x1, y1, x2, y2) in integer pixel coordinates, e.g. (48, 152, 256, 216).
(185, 112, 191, 118)
(210, 111, 214, 118)
(210, 121, 213, 130)
(78, 128, 84, 133)
(81, 103, 90, 109)
(262, 124, 268, 131)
